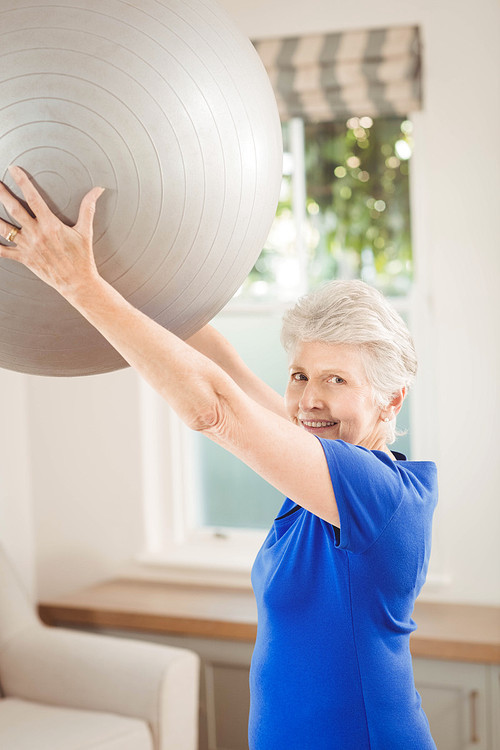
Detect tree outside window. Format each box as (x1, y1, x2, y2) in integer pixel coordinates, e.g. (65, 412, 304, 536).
(193, 116, 414, 531)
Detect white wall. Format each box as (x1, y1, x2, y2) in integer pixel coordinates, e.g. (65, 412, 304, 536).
(217, 0, 500, 603)
(0, 370, 35, 598)
(26, 368, 146, 599)
(2, 0, 498, 606)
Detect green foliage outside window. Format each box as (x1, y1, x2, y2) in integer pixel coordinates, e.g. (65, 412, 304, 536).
(242, 116, 413, 300)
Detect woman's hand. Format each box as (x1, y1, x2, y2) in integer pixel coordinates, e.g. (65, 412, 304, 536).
(0, 165, 104, 303)
(0, 170, 339, 525)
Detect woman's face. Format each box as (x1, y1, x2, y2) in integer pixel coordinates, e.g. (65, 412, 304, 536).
(284, 340, 388, 451)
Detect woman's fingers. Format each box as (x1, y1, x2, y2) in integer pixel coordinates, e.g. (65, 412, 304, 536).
(1, 168, 105, 242)
(0, 219, 20, 243)
(0, 181, 33, 229)
(7, 165, 52, 223)
(75, 186, 105, 239)
(0, 220, 22, 261)
(0, 168, 105, 296)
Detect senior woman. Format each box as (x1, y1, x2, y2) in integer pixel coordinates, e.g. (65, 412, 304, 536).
(0, 167, 437, 750)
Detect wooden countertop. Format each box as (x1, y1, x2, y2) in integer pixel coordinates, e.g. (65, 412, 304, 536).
(38, 578, 500, 664)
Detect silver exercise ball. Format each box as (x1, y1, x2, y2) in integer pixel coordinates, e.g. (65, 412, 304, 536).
(0, 0, 282, 376)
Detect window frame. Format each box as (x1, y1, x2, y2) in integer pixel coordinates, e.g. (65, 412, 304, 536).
(133, 112, 448, 593)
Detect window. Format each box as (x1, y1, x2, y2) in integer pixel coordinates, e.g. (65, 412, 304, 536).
(138, 114, 416, 575)
(195, 114, 414, 529)
(240, 116, 414, 302)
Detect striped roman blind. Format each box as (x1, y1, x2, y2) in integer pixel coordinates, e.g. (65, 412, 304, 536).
(253, 26, 422, 122)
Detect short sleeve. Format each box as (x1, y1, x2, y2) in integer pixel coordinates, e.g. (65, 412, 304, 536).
(316, 438, 428, 554)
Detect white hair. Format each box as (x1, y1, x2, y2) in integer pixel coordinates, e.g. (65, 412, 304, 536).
(281, 280, 417, 445)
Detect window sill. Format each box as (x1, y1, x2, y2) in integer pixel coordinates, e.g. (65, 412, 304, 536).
(125, 553, 255, 590)
(38, 578, 500, 663)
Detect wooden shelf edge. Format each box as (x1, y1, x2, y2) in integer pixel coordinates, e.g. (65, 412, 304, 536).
(410, 636, 500, 665)
(38, 604, 257, 643)
(38, 581, 500, 664)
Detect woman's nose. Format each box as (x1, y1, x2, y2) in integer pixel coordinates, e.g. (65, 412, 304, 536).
(299, 381, 325, 411)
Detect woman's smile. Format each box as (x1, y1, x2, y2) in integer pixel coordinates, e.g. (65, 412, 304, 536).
(300, 418, 339, 432)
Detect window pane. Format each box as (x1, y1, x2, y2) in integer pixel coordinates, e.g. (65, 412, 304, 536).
(192, 310, 288, 530)
(303, 117, 413, 296)
(239, 116, 413, 301)
(191, 116, 414, 531)
(235, 123, 299, 305)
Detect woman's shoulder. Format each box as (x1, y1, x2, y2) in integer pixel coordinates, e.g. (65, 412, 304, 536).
(316, 437, 437, 498)
(315, 439, 437, 553)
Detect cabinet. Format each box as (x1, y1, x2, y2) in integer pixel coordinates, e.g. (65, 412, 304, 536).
(489, 666, 500, 750)
(92, 627, 499, 750)
(413, 658, 492, 750)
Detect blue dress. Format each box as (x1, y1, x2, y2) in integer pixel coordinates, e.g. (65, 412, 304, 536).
(249, 439, 438, 749)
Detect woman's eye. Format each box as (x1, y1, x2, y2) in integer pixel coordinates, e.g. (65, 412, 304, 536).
(329, 376, 345, 384)
(291, 372, 307, 381)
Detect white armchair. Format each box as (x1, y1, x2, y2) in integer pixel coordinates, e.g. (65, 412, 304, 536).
(0, 545, 200, 750)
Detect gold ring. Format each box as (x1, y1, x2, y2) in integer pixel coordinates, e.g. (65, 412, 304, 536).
(6, 227, 19, 242)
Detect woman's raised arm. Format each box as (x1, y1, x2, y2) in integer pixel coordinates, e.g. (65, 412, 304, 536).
(0, 167, 339, 526)
(186, 325, 287, 419)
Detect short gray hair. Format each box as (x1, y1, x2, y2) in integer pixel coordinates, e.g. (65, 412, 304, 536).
(281, 280, 417, 444)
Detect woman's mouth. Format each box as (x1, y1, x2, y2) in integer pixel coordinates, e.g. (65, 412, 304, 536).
(300, 420, 339, 430)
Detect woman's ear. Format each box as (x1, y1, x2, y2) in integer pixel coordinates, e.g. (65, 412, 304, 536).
(389, 387, 406, 417)
(380, 387, 406, 422)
